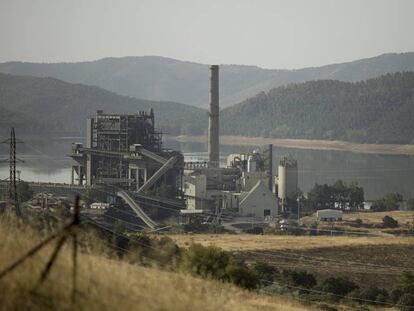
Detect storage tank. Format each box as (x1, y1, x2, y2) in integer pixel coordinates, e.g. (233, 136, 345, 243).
(277, 157, 298, 205)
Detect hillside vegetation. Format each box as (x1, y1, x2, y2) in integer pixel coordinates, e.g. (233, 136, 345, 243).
(0, 73, 207, 137)
(1, 52, 413, 108)
(220, 72, 414, 144)
(0, 218, 311, 311)
(2, 70, 414, 145)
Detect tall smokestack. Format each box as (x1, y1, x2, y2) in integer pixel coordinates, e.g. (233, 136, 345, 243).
(208, 65, 219, 168)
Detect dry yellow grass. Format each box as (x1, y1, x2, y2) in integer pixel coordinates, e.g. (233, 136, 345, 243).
(343, 210, 413, 225)
(0, 218, 313, 311)
(167, 234, 414, 251)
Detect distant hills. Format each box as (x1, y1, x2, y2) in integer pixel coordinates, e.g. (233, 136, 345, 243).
(1, 67, 414, 145)
(0, 73, 207, 137)
(219, 72, 414, 144)
(1, 52, 414, 108)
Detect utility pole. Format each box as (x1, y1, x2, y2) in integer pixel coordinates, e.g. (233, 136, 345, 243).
(1, 128, 23, 216)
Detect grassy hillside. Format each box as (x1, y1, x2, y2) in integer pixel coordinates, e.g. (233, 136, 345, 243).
(1, 52, 413, 108)
(0, 73, 207, 137)
(220, 72, 414, 144)
(0, 218, 312, 311)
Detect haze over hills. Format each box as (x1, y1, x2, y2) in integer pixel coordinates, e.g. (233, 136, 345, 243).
(219, 72, 414, 144)
(0, 73, 207, 137)
(0, 52, 414, 108)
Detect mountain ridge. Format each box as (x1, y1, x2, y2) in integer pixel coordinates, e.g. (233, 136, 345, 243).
(1, 52, 413, 108)
(0, 73, 207, 137)
(219, 71, 414, 144)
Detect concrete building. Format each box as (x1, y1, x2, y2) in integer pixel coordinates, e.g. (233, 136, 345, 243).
(70, 110, 183, 197)
(239, 180, 278, 218)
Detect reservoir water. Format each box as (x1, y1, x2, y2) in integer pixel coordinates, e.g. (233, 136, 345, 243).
(1, 137, 414, 200)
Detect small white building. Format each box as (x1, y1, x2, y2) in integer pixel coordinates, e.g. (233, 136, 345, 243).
(239, 180, 278, 219)
(317, 209, 343, 221)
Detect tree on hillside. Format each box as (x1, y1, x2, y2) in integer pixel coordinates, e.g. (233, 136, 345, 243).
(372, 193, 403, 212)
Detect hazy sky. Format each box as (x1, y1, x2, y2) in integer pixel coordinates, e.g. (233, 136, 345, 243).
(0, 0, 413, 69)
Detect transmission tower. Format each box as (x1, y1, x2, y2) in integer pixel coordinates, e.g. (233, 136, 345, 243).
(1, 128, 23, 216)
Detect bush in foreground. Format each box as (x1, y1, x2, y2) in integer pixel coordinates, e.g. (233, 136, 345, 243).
(318, 277, 358, 297)
(180, 244, 259, 289)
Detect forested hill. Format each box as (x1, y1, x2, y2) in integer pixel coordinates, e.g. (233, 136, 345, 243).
(0, 52, 413, 108)
(0, 73, 207, 137)
(2, 72, 414, 144)
(220, 72, 414, 144)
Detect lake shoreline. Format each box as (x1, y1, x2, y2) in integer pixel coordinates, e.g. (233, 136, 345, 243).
(172, 135, 414, 156)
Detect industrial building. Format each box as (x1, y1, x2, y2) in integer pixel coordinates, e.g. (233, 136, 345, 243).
(70, 110, 184, 229)
(181, 66, 278, 222)
(69, 64, 302, 229)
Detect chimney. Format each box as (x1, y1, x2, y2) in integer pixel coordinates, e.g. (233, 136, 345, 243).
(208, 65, 219, 167)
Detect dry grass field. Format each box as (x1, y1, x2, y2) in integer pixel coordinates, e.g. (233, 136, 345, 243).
(300, 210, 414, 234)
(343, 210, 413, 225)
(0, 217, 313, 311)
(167, 234, 414, 252)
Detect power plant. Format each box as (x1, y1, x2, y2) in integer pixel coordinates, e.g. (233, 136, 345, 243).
(68, 65, 299, 230)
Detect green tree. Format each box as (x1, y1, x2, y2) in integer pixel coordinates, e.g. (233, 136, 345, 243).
(307, 180, 364, 211)
(383, 193, 403, 211)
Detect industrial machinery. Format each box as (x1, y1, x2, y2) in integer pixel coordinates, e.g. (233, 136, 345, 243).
(70, 110, 184, 229)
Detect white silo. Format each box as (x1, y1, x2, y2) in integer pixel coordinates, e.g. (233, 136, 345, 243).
(277, 157, 298, 209)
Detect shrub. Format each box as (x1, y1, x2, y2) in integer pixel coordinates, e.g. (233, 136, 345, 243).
(392, 271, 414, 302)
(282, 269, 317, 290)
(398, 294, 414, 311)
(180, 244, 259, 289)
(319, 277, 358, 297)
(355, 218, 363, 227)
(181, 244, 231, 280)
(309, 222, 319, 235)
(226, 262, 259, 290)
(356, 285, 389, 304)
(253, 261, 278, 284)
(383, 215, 398, 228)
